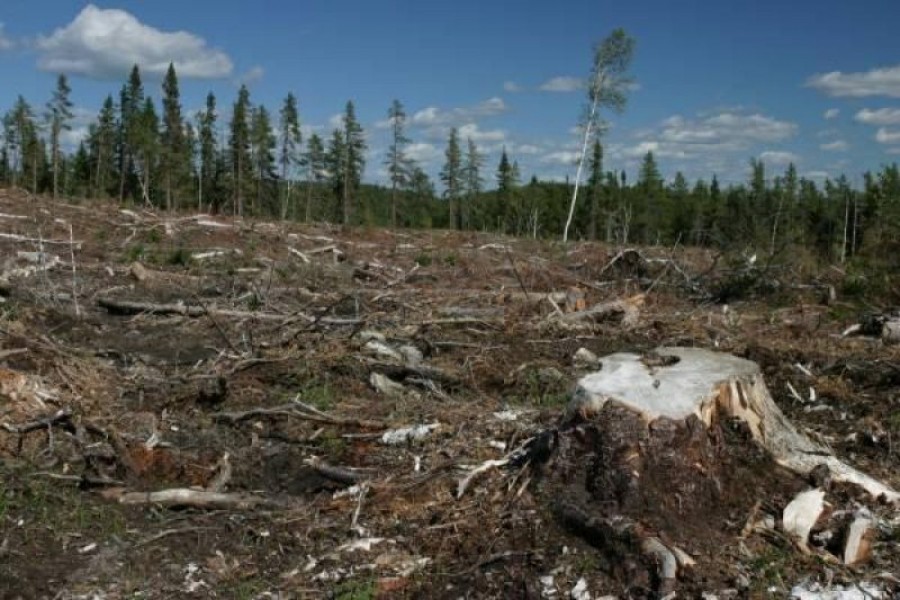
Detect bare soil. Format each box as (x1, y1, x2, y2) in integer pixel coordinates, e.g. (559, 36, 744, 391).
(0, 189, 897, 599)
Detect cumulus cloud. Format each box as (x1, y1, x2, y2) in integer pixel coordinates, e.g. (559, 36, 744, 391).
(36, 4, 233, 80)
(807, 64, 900, 98)
(875, 127, 900, 144)
(512, 144, 543, 155)
(804, 170, 831, 182)
(503, 81, 522, 93)
(457, 123, 506, 144)
(758, 150, 800, 166)
(823, 108, 840, 120)
(405, 142, 440, 163)
(409, 97, 507, 129)
(620, 110, 798, 162)
(238, 66, 264, 86)
(539, 76, 584, 92)
(820, 140, 848, 152)
(855, 107, 900, 126)
(540, 150, 581, 165)
(0, 23, 14, 50)
(328, 114, 343, 129)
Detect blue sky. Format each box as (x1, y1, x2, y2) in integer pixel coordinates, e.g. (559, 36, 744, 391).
(1, 1, 899, 187)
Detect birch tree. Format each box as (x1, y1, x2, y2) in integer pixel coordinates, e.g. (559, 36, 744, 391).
(562, 28, 635, 242)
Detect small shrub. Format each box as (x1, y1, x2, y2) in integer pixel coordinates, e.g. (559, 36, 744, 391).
(124, 244, 145, 262)
(414, 253, 432, 267)
(166, 247, 192, 267)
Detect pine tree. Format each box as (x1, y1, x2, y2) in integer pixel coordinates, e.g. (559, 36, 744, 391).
(340, 101, 366, 224)
(161, 63, 186, 211)
(278, 93, 301, 219)
(4, 97, 36, 189)
(496, 147, 515, 196)
(197, 92, 218, 211)
(384, 100, 411, 228)
(587, 140, 603, 240)
(325, 128, 346, 222)
(119, 65, 145, 202)
(463, 138, 484, 229)
(250, 104, 276, 215)
(300, 133, 326, 221)
(133, 98, 159, 205)
(46, 74, 73, 199)
(88, 95, 117, 197)
(440, 127, 463, 229)
(229, 85, 251, 216)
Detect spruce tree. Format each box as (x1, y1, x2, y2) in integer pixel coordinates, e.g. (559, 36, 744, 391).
(278, 93, 301, 219)
(463, 138, 484, 229)
(250, 104, 276, 215)
(340, 101, 366, 224)
(46, 74, 73, 199)
(197, 92, 218, 211)
(440, 127, 463, 229)
(587, 140, 603, 240)
(119, 65, 145, 202)
(384, 99, 411, 227)
(300, 133, 326, 221)
(161, 63, 186, 210)
(229, 85, 251, 216)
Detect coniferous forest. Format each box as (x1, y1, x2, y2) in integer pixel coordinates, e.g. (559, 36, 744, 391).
(3, 63, 900, 271)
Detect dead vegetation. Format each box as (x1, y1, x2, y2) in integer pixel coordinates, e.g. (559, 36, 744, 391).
(0, 188, 898, 599)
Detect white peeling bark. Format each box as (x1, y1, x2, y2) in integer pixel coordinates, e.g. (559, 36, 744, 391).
(569, 347, 899, 504)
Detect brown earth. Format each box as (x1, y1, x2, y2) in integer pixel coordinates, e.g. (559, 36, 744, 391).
(0, 188, 897, 599)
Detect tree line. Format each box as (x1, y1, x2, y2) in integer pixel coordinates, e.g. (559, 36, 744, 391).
(1, 64, 899, 266)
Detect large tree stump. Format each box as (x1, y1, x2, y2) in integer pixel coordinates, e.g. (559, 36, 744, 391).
(532, 347, 897, 597)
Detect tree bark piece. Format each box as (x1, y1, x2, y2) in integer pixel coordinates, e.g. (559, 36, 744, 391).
(568, 346, 899, 503)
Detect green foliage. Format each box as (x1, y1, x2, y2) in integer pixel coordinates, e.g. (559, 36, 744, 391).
(124, 244, 146, 262)
(334, 578, 376, 600)
(166, 247, 192, 266)
(414, 252, 432, 267)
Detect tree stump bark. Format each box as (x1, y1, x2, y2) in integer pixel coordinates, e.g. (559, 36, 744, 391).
(532, 347, 897, 597)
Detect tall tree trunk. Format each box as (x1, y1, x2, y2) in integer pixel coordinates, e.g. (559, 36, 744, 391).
(52, 141, 59, 199)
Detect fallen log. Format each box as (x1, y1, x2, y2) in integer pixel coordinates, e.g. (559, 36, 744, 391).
(558, 294, 644, 328)
(97, 297, 360, 326)
(115, 488, 289, 510)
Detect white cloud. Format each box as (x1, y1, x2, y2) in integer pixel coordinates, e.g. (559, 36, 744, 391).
(804, 170, 831, 181)
(457, 123, 506, 144)
(823, 108, 840, 120)
(328, 114, 343, 129)
(238, 66, 264, 85)
(807, 64, 900, 98)
(758, 150, 800, 166)
(820, 140, 848, 152)
(875, 127, 900, 144)
(540, 150, 581, 165)
(405, 142, 439, 163)
(36, 4, 233, 80)
(409, 97, 508, 129)
(539, 76, 584, 93)
(855, 107, 900, 126)
(503, 81, 522, 93)
(513, 144, 543, 155)
(411, 106, 441, 126)
(0, 23, 14, 50)
(623, 110, 798, 163)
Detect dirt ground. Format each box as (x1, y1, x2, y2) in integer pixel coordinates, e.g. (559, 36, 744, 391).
(0, 189, 897, 599)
